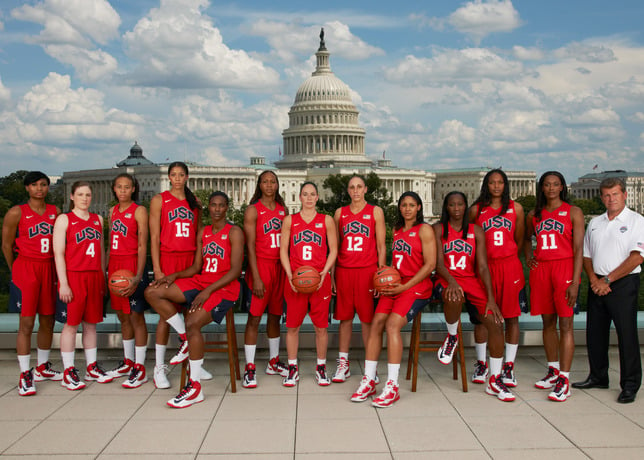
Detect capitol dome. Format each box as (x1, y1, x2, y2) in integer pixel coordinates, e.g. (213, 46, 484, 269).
(276, 28, 371, 170)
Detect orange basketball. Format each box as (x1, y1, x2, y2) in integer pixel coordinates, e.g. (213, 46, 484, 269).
(109, 269, 134, 297)
(373, 266, 401, 293)
(291, 265, 321, 294)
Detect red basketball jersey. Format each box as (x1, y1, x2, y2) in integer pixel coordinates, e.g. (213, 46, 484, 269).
(110, 203, 139, 256)
(441, 223, 477, 278)
(392, 223, 432, 290)
(160, 191, 197, 253)
(65, 212, 102, 272)
(474, 201, 518, 260)
(532, 202, 573, 261)
(289, 212, 328, 271)
(15, 203, 57, 259)
(253, 201, 285, 260)
(337, 203, 378, 268)
(198, 223, 239, 292)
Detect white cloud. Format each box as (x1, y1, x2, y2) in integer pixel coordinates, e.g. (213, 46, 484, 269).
(383, 48, 524, 86)
(630, 112, 644, 123)
(122, 0, 280, 90)
(554, 42, 617, 63)
(512, 45, 544, 61)
(448, 1, 522, 42)
(0, 77, 11, 109)
(11, 0, 120, 83)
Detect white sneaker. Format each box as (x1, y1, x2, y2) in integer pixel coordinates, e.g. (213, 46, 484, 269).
(85, 362, 114, 383)
(535, 366, 560, 389)
(332, 357, 350, 383)
(200, 367, 213, 381)
(372, 380, 400, 408)
(122, 364, 148, 389)
(167, 379, 204, 408)
(243, 363, 257, 389)
(61, 366, 86, 391)
(315, 364, 331, 386)
(548, 376, 571, 402)
(351, 376, 377, 402)
(283, 364, 299, 387)
(107, 358, 134, 379)
(486, 374, 515, 402)
(33, 361, 63, 382)
(154, 364, 171, 389)
(18, 369, 36, 396)
(471, 360, 488, 384)
(501, 361, 517, 387)
(266, 357, 289, 377)
(437, 334, 458, 365)
(169, 338, 189, 365)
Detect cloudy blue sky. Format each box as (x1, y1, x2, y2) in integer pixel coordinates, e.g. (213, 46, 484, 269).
(0, 0, 643, 182)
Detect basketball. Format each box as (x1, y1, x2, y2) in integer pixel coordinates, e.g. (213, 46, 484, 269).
(291, 266, 321, 294)
(109, 269, 134, 297)
(373, 266, 401, 292)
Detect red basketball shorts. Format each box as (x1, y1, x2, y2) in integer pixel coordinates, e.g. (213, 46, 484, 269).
(334, 265, 377, 323)
(245, 258, 285, 317)
(529, 258, 574, 317)
(11, 256, 56, 317)
(284, 274, 332, 328)
(488, 256, 525, 319)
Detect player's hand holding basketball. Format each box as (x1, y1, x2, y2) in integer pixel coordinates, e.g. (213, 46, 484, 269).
(380, 282, 405, 297)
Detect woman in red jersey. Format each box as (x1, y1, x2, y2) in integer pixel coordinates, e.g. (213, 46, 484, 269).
(105, 173, 149, 388)
(242, 170, 289, 389)
(149, 161, 203, 389)
(434, 192, 511, 402)
(53, 181, 112, 390)
(525, 171, 584, 402)
(351, 191, 435, 408)
(279, 182, 337, 388)
(469, 169, 525, 387)
(2, 171, 61, 396)
(146, 192, 244, 408)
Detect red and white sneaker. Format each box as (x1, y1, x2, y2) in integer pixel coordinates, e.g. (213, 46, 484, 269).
(107, 358, 134, 379)
(535, 366, 560, 389)
(266, 357, 289, 377)
(61, 366, 86, 391)
(501, 361, 517, 387)
(372, 380, 400, 408)
(122, 364, 147, 389)
(169, 338, 189, 365)
(471, 360, 488, 384)
(18, 369, 36, 396)
(85, 362, 114, 383)
(437, 334, 458, 364)
(486, 374, 515, 402)
(548, 375, 571, 402)
(33, 361, 63, 382)
(282, 364, 299, 387)
(351, 375, 377, 402)
(243, 363, 257, 389)
(332, 357, 350, 383)
(167, 379, 204, 408)
(315, 364, 331, 386)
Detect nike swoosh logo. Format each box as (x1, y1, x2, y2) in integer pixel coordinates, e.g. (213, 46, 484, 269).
(323, 296, 331, 300)
(260, 211, 266, 215)
(71, 222, 78, 225)
(26, 215, 34, 219)
(514, 280, 520, 284)
(566, 280, 573, 284)
(293, 223, 300, 227)
(342, 215, 349, 218)
(164, 199, 171, 203)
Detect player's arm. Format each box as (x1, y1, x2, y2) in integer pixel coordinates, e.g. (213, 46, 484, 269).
(523, 210, 536, 268)
(149, 194, 163, 280)
(319, 214, 338, 287)
(53, 214, 72, 303)
(567, 205, 585, 307)
(105, 205, 115, 266)
(151, 227, 203, 287)
(374, 205, 387, 267)
(279, 215, 295, 289)
(513, 202, 525, 255)
(243, 204, 264, 298)
(121, 206, 148, 297)
(98, 215, 106, 277)
(432, 223, 464, 303)
(475, 225, 502, 323)
(467, 205, 478, 223)
(1, 205, 21, 269)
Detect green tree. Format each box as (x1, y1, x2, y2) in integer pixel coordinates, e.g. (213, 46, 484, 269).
(319, 172, 393, 217)
(515, 195, 536, 213)
(0, 170, 30, 206)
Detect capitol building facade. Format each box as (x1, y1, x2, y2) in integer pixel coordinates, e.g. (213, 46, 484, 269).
(62, 30, 535, 218)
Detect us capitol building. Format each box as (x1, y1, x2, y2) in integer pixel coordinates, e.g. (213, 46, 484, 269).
(62, 30, 536, 217)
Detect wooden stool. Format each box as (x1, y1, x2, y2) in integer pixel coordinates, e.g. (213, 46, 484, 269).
(406, 311, 468, 392)
(180, 309, 241, 392)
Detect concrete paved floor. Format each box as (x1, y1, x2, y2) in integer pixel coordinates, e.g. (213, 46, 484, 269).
(0, 346, 643, 459)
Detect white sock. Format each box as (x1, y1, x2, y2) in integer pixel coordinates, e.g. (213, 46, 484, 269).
(84, 347, 97, 366)
(288, 359, 298, 367)
(339, 351, 349, 360)
(505, 343, 518, 363)
(37, 348, 50, 366)
(17, 354, 31, 373)
(387, 363, 400, 385)
(189, 359, 203, 383)
(475, 342, 487, 363)
(166, 314, 186, 335)
(135, 346, 147, 366)
(548, 361, 560, 370)
(245, 344, 256, 365)
(61, 351, 75, 369)
(155, 344, 167, 367)
(365, 360, 378, 381)
(317, 358, 326, 366)
(489, 357, 503, 376)
(123, 339, 135, 362)
(446, 321, 459, 336)
(268, 337, 280, 359)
